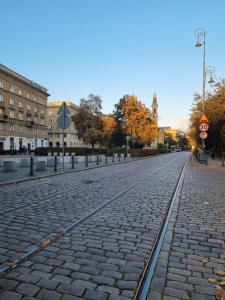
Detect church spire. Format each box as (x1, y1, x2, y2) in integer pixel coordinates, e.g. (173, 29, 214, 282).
(151, 92, 158, 124)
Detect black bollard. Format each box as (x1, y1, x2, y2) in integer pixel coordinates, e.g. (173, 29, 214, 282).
(30, 156, 34, 176)
(112, 153, 114, 163)
(86, 155, 88, 167)
(105, 155, 108, 164)
(119, 153, 121, 162)
(71, 155, 75, 169)
(54, 155, 57, 172)
(97, 154, 99, 166)
(124, 153, 126, 161)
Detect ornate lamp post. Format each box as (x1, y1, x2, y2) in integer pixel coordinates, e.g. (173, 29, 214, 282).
(194, 28, 216, 152)
(194, 28, 207, 113)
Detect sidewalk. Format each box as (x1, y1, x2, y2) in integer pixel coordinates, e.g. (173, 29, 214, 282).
(191, 155, 225, 173)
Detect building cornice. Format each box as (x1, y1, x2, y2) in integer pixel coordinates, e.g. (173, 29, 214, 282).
(0, 64, 50, 97)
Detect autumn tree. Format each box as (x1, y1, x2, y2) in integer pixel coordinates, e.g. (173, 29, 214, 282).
(189, 80, 225, 154)
(123, 95, 158, 147)
(101, 115, 116, 148)
(72, 94, 103, 149)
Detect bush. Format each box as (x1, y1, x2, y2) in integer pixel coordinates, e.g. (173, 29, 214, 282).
(35, 147, 171, 157)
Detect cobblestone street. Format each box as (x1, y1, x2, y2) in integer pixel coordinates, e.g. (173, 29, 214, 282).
(0, 152, 224, 300)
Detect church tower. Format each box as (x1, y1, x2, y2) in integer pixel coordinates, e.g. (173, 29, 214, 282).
(151, 92, 158, 124)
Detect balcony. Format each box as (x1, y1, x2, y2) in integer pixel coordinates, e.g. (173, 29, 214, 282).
(0, 114, 8, 122)
(18, 106, 24, 111)
(26, 120, 35, 127)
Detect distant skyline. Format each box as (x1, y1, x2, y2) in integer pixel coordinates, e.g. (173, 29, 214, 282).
(1, 0, 225, 130)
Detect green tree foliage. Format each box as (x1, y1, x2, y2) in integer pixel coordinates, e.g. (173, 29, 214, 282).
(112, 96, 127, 147)
(72, 94, 103, 149)
(176, 131, 189, 149)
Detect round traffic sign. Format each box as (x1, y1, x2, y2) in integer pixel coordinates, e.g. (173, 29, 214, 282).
(199, 123, 209, 132)
(199, 132, 208, 139)
(57, 115, 71, 129)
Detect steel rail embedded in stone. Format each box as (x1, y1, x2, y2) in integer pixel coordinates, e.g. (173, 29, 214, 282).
(0, 156, 177, 277)
(134, 156, 188, 300)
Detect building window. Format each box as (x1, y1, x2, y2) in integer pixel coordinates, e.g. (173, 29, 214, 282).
(41, 120, 44, 125)
(42, 130, 45, 135)
(27, 127, 32, 133)
(0, 123, 4, 130)
(0, 81, 3, 88)
(9, 97, 14, 105)
(9, 124, 14, 131)
(27, 93, 30, 99)
(9, 111, 15, 118)
(19, 101, 23, 108)
(0, 95, 3, 102)
(19, 113, 23, 120)
(27, 104, 31, 110)
(9, 85, 14, 92)
(19, 126, 23, 133)
(18, 89, 22, 95)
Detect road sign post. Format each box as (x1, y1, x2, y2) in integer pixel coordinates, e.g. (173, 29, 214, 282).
(199, 114, 209, 154)
(57, 102, 71, 169)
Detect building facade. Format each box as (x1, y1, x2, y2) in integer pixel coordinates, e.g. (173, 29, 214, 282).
(0, 64, 49, 152)
(48, 101, 88, 148)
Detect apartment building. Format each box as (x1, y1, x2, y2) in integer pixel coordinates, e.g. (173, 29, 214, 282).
(48, 101, 88, 148)
(0, 64, 50, 152)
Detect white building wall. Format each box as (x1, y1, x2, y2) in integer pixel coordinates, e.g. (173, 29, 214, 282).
(0, 135, 48, 151)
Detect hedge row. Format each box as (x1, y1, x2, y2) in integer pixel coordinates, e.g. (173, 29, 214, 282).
(35, 147, 170, 157)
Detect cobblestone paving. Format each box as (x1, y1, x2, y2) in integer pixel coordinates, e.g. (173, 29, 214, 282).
(148, 158, 225, 300)
(0, 153, 187, 299)
(0, 154, 173, 268)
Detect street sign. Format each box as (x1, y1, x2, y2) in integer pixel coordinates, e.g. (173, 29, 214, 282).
(57, 102, 71, 129)
(57, 102, 71, 116)
(199, 123, 209, 132)
(199, 132, 208, 139)
(56, 102, 71, 169)
(57, 114, 71, 129)
(199, 114, 208, 123)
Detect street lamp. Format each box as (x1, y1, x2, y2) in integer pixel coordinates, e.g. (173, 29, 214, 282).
(207, 66, 216, 84)
(194, 28, 217, 153)
(194, 28, 207, 113)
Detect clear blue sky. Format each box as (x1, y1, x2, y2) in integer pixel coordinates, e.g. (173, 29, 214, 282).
(1, 0, 225, 129)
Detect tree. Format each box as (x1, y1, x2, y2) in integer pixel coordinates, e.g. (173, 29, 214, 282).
(72, 94, 103, 149)
(101, 115, 116, 148)
(112, 96, 127, 147)
(176, 130, 189, 150)
(123, 95, 158, 146)
(164, 133, 177, 148)
(188, 80, 225, 154)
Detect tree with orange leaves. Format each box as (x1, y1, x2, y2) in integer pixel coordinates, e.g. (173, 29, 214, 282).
(123, 95, 158, 146)
(101, 115, 116, 147)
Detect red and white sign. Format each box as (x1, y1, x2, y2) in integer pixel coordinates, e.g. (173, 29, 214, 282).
(199, 132, 208, 139)
(199, 123, 209, 132)
(199, 114, 208, 123)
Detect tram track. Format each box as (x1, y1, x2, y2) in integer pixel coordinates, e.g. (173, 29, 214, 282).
(0, 155, 180, 277)
(0, 154, 170, 215)
(134, 155, 188, 300)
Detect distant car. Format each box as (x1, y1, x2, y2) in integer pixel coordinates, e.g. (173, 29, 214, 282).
(176, 148, 182, 152)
